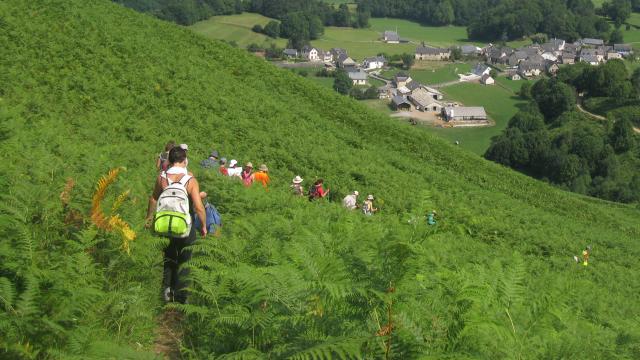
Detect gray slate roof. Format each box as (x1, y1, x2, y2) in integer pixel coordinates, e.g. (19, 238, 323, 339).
(283, 49, 298, 56)
(383, 31, 400, 41)
(392, 95, 410, 106)
(348, 70, 368, 81)
(416, 46, 449, 55)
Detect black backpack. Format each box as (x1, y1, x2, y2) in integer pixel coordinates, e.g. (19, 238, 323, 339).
(308, 186, 318, 201)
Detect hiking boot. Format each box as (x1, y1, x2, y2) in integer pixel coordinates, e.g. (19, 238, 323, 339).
(163, 287, 173, 302)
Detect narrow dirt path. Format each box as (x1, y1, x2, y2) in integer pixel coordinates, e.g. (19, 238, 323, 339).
(576, 101, 640, 134)
(153, 309, 184, 360)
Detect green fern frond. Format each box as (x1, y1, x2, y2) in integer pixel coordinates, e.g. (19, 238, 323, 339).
(288, 336, 365, 360)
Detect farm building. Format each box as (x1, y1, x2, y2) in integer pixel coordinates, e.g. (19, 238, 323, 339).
(509, 73, 521, 81)
(362, 55, 386, 70)
(473, 63, 491, 77)
(336, 53, 356, 68)
(302, 45, 321, 62)
(480, 74, 495, 85)
(409, 88, 443, 112)
(383, 30, 400, 43)
(579, 38, 604, 47)
(283, 48, 298, 58)
(424, 86, 443, 100)
(393, 72, 412, 87)
(443, 106, 487, 121)
(460, 45, 481, 56)
(614, 43, 633, 57)
(415, 46, 451, 60)
(392, 95, 411, 111)
(348, 70, 368, 85)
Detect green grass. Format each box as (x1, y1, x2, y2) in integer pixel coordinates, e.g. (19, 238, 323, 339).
(495, 75, 530, 93)
(190, 13, 287, 48)
(3, 0, 640, 358)
(380, 63, 472, 85)
(425, 82, 525, 154)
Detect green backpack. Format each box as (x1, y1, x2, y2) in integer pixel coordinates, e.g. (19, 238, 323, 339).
(154, 174, 192, 238)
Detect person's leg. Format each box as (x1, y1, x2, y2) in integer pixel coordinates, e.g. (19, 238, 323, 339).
(163, 238, 179, 301)
(174, 227, 197, 303)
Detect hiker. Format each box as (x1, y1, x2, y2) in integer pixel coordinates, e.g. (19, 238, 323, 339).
(309, 179, 329, 201)
(427, 210, 437, 225)
(582, 246, 591, 266)
(241, 162, 253, 186)
(291, 176, 304, 196)
(342, 191, 360, 210)
(253, 164, 270, 188)
(362, 194, 378, 215)
(200, 150, 220, 169)
(179, 143, 189, 166)
(145, 146, 207, 304)
(156, 140, 175, 172)
(194, 192, 223, 237)
(227, 159, 242, 178)
(218, 158, 228, 176)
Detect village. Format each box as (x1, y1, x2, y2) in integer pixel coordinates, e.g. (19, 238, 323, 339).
(278, 30, 635, 128)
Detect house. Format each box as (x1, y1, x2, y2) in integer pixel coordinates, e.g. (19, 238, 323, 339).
(507, 51, 528, 67)
(392, 95, 411, 111)
(518, 58, 544, 77)
(545, 61, 560, 75)
(302, 45, 321, 62)
(580, 38, 604, 47)
(607, 51, 623, 60)
(614, 44, 633, 57)
(336, 53, 356, 68)
(424, 86, 444, 100)
(362, 55, 386, 70)
(396, 86, 412, 96)
(460, 45, 481, 56)
(480, 74, 495, 85)
(415, 46, 451, 60)
(321, 51, 333, 63)
(330, 48, 347, 58)
(560, 51, 576, 64)
(544, 38, 566, 53)
(283, 48, 298, 59)
(378, 84, 393, 99)
(348, 70, 368, 85)
(580, 54, 600, 65)
(486, 46, 512, 64)
(443, 106, 487, 121)
(383, 30, 400, 43)
(406, 81, 423, 93)
(509, 73, 521, 81)
(394, 72, 412, 88)
(409, 88, 443, 112)
(541, 51, 558, 62)
(580, 48, 604, 63)
(473, 63, 491, 77)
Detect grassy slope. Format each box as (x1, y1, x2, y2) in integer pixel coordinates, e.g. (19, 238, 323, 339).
(190, 13, 287, 48)
(2, 0, 640, 358)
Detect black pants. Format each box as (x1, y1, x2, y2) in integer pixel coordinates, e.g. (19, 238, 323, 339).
(162, 225, 196, 303)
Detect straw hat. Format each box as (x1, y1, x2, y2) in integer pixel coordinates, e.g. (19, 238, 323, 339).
(367, 194, 374, 200)
(259, 164, 268, 172)
(292, 175, 303, 184)
(245, 162, 253, 168)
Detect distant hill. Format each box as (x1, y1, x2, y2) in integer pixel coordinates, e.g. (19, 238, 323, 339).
(1, 0, 639, 358)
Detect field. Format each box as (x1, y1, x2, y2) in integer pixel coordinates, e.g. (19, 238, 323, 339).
(382, 62, 473, 85)
(311, 26, 416, 59)
(190, 13, 287, 48)
(427, 81, 525, 154)
(4, 0, 640, 358)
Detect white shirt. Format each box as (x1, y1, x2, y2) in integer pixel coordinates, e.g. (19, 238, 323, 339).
(227, 166, 242, 177)
(343, 194, 358, 210)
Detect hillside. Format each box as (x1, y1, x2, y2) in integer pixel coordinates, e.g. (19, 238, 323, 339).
(1, 0, 640, 359)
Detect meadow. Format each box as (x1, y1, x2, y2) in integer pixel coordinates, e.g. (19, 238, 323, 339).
(2, 0, 640, 359)
(428, 81, 525, 154)
(190, 13, 287, 48)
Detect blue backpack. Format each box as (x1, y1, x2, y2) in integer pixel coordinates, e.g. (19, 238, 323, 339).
(194, 201, 222, 233)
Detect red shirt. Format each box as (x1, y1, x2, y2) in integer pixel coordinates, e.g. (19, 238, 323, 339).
(219, 165, 228, 176)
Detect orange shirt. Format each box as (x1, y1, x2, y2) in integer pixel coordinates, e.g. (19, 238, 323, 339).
(253, 171, 270, 188)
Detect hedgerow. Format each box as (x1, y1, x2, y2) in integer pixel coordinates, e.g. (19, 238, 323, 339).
(0, 0, 639, 358)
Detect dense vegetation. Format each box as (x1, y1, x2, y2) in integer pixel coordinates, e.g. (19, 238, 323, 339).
(486, 62, 640, 203)
(113, 0, 243, 25)
(2, 0, 640, 358)
(357, 0, 618, 41)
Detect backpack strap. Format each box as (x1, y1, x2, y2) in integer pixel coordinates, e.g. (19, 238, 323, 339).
(177, 174, 192, 186)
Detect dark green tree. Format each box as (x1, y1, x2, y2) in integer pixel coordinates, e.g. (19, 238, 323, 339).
(263, 20, 280, 38)
(609, 118, 636, 153)
(401, 53, 415, 69)
(531, 79, 577, 120)
(333, 69, 352, 95)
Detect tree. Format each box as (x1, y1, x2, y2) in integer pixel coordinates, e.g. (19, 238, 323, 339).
(401, 53, 415, 69)
(531, 79, 576, 120)
(432, 0, 455, 25)
(246, 43, 263, 52)
(489, 69, 498, 78)
(631, 68, 640, 95)
(450, 47, 462, 61)
(334, 4, 351, 27)
(333, 69, 352, 95)
(609, 28, 624, 44)
(609, 118, 636, 153)
(252, 24, 263, 33)
(356, 8, 370, 28)
(519, 82, 532, 99)
(508, 109, 545, 132)
(263, 20, 280, 38)
(602, 0, 632, 27)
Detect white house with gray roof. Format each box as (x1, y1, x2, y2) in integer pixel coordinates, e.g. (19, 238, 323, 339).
(383, 31, 400, 43)
(443, 106, 487, 121)
(415, 46, 451, 60)
(348, 70, 368, 85)
(362, 55, 386, 70)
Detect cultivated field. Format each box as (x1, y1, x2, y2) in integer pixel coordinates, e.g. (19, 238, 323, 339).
(190, 13, 287, 48)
